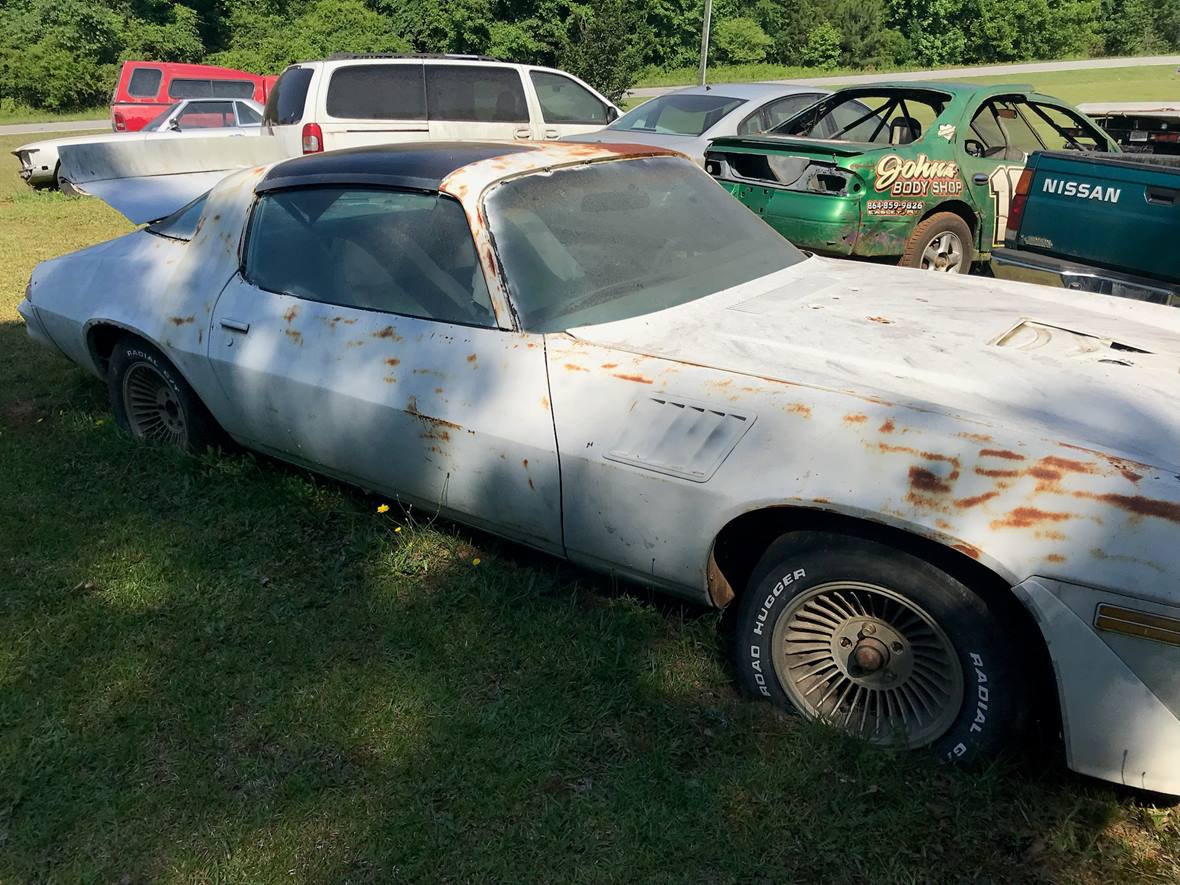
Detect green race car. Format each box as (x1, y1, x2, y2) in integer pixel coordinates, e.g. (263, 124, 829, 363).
(704, 83, 1119, 273)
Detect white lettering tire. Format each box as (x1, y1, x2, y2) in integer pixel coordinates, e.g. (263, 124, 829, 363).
(732, 532, 1028, 762)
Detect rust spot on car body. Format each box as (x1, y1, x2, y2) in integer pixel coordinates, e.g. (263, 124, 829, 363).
(385, 358, 400, 367)
(467, 353, 477, 363)
(879, 419, 895, 433)
(282, 305, 299, 324)
(980, 449, 1024, 461)
(169, 315, 195, 326)
(952, 542, 981, 559)
(406, 396, 463, 432)
(1120, 468, 1144, 483)
(601, 362, 619, 369)
(991, 507, 1074, 529)
(1040, 455, 1097, 474)
(1046, 554, 1066, 563)
(613, 373, 653, 384)
(1085, 493, 1180, 525)
(956, 432, 993, 443)
(565, 363, 589, 372)
(540, 396, 550, 410)
(373, 326, 403, 341)
(787, 403, 812, 418)
(867, 316, 893, 324)
(954, 491, 999, 509)
(975, 466, 1021, 479)
(844, 413, 868, 424)
(284, 329, 303, 345)
(909, 467, 951, 494)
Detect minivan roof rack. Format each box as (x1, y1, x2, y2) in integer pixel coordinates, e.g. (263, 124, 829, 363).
(327, 52, 504, 62)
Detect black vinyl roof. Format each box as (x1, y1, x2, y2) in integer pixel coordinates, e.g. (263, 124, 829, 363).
(257, 142, 537, 194)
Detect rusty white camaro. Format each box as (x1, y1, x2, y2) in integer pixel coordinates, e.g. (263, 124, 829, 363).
(18, 141, 1180, 795)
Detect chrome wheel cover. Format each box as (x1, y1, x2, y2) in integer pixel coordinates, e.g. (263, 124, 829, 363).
(122, 361, 187, 445)
(771, 581, 965, 748)
(921, 231, 964, 272)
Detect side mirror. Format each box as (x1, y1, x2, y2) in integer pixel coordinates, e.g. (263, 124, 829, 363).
(167, 118, 181, 132)
(964, 138, 984, 158)
(606, 106, 620, 123)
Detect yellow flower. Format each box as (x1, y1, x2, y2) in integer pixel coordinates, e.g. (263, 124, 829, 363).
(376, 503, 390, 514)
(472, 558, 481, 566)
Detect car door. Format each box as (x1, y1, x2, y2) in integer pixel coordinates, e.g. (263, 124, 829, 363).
(527, 70, 614, 139)
(426, 64, 533, 142)
(206, 185, 562, 552)
(318, 63, 430, 150)
(960, 97, 1043, 248)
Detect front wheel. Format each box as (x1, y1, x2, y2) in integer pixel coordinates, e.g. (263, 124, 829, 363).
(108, 336, 220, 452)
(732, 532, 1027, 763)
(899, 212, 974, 273)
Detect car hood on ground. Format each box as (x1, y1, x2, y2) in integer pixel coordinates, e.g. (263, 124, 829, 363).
(566, 257, 1180, 472)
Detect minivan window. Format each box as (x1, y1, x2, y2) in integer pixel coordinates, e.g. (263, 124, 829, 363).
(127, 67, 163, 99)
(426, 65, 528, 123)
(326, 64, 426, 120)
(246, 187, 495, 327)
(530, 72, 608, 125)
(170, 78, 254, 100)
(264, 67, 314, 126)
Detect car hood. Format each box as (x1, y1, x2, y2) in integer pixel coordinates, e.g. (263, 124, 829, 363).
(15, 131, 133, 155)
(566, 257, 1180, 471)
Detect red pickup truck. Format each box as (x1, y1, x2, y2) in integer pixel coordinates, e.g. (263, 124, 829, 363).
(111, 61, 276, 132)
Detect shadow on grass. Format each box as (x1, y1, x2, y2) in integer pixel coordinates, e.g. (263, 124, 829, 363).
(0, 320, 1173, 883)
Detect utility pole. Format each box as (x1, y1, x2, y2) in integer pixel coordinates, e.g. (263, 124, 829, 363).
(697, 0, 712, 86)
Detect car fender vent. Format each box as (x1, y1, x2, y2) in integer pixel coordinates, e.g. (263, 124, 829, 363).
(604, 395, 755, 482)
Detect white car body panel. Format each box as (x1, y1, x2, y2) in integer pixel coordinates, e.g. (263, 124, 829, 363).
(13, 99, 265, 188)
(19, 144, 1180, 795)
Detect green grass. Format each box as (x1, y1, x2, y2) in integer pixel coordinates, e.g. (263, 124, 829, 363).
(0, 105, 108, 125)
(2, 132, 1179, 883)
(636, 61, 1180, 106)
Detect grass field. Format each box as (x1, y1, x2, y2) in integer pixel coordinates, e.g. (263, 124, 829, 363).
(0, 105, 108, 125)
(1, 133, 1179, 883)
(633, 62, 1180, 104)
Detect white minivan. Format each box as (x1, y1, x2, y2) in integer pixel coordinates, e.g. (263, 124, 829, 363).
(263, 54, 621, 155)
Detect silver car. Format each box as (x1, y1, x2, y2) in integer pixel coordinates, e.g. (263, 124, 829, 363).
(13, 98, 264, 189)
(18, 141, 1180, 796)
(561, 83, 828, 163)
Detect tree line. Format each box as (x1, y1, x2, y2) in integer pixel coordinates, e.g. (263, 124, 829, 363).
(1, 0, 1177, 110)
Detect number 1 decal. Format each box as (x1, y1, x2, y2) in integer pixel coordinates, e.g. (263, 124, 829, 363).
(987, 165, 1025, 246)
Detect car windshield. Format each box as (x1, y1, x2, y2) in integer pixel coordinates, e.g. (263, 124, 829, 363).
(610, 94, 746, 136)
(141, 104, 181, 131)
(775, 91, 949, 145)
(486, 156, 806, 333)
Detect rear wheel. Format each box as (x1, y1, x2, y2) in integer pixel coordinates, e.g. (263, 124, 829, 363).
(108, 336, 220, 452)
(733, 532, 1027, 762)
(900, 211, 974, 273)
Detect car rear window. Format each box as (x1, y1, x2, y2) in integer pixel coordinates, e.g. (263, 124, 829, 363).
(530, 71, 608, 125)
(426, 65, 528, 123)
(170, 78, 254, 100)
(611, 94, 746, 137)
(264, 67, 314, 126)
(778, 91, 949, 144)
(127, 67, 163, 99)
(146, 193, 208, 240)
(326, 64, 426, 120)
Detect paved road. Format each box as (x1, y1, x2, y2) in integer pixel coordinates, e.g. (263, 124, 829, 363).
(0, 119, 108, 137)
(629, 54, 1180, 97)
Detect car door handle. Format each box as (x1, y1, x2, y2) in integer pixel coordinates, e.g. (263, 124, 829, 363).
(219, 318, 250, 333)
(972, 173, 989, 185)
(1146, 186, 1177, 205)
(513, 127, 532, 139)
(544, 128, 559, 139)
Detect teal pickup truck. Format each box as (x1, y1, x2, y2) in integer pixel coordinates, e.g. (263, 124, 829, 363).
(992, 151, 1180, 306)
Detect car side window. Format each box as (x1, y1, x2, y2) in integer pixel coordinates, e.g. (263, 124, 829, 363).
(235, 102, 262, 125)
(737, 94, 820, 135)
(1026, 102, 1106, 152)
(175, 101, 236, 129)
(970, 100, 1043, 160)
(426, 65, 529, 123)
(245, 187, 496, 328)
(127, 67, 162, 99)
(529, 71, 608, 124)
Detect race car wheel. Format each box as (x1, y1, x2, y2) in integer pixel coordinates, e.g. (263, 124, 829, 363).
(108, 336, 219, 452)
(733, 532, 1027, 763)
(900, 212, 974, 273)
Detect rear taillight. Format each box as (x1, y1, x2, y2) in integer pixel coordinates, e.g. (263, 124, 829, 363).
(301, 122, 323, 154)
(1150, 132, 1179, 143)
(1006, 167, 1034, 240)
(113, 111, 126, 131)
